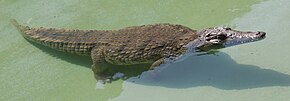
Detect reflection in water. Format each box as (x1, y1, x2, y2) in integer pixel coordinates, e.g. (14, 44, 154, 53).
(33, 39, 290, 90)
(29, 39, 290, 90)
(127, 52, 290, 90)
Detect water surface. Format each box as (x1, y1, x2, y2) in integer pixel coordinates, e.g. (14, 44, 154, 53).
(2, 0, 290, 101)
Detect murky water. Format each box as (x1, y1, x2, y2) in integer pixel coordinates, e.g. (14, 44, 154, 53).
(1, 0, 290, 101)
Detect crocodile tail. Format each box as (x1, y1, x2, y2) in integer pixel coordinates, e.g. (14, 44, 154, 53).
(10, 19, 30, 32)
(11, 19, 97, 55)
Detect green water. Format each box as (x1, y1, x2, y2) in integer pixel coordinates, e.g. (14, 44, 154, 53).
(2, 0, 290, 101)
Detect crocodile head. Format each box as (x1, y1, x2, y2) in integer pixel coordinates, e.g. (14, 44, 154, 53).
(195, 26, 266, 51)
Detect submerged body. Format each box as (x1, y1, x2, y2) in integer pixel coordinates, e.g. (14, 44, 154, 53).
(11, 20, 265, 81)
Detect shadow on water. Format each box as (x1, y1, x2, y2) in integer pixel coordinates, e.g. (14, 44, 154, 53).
(128, 52, 290, 90)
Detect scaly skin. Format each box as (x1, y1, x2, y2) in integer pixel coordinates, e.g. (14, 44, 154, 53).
(11, 19, 266, 81)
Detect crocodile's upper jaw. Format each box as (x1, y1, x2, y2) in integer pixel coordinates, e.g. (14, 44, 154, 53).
(193, 26, 266, 51)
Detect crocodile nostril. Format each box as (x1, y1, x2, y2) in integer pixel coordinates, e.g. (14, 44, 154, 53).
(257, 31, 266, 37)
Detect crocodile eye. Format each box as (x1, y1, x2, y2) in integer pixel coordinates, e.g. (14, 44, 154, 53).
(217, 34, 227, 40)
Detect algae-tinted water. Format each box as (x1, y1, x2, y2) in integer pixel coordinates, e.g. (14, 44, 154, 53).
(2, 0, 290, 101)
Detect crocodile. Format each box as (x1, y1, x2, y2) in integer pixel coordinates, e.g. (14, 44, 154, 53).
(11, 19, 266, 81)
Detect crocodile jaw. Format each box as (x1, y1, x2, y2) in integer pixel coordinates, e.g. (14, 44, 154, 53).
(223, 31, 266, 47)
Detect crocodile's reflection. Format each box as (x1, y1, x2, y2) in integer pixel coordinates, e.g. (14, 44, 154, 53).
(30, 42, 290, 89)
(125, 52, 290, 90)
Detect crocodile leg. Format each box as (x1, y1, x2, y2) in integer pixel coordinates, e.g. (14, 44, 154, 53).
(149, 58, 165, 70)
(91, 46, 112, 80)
